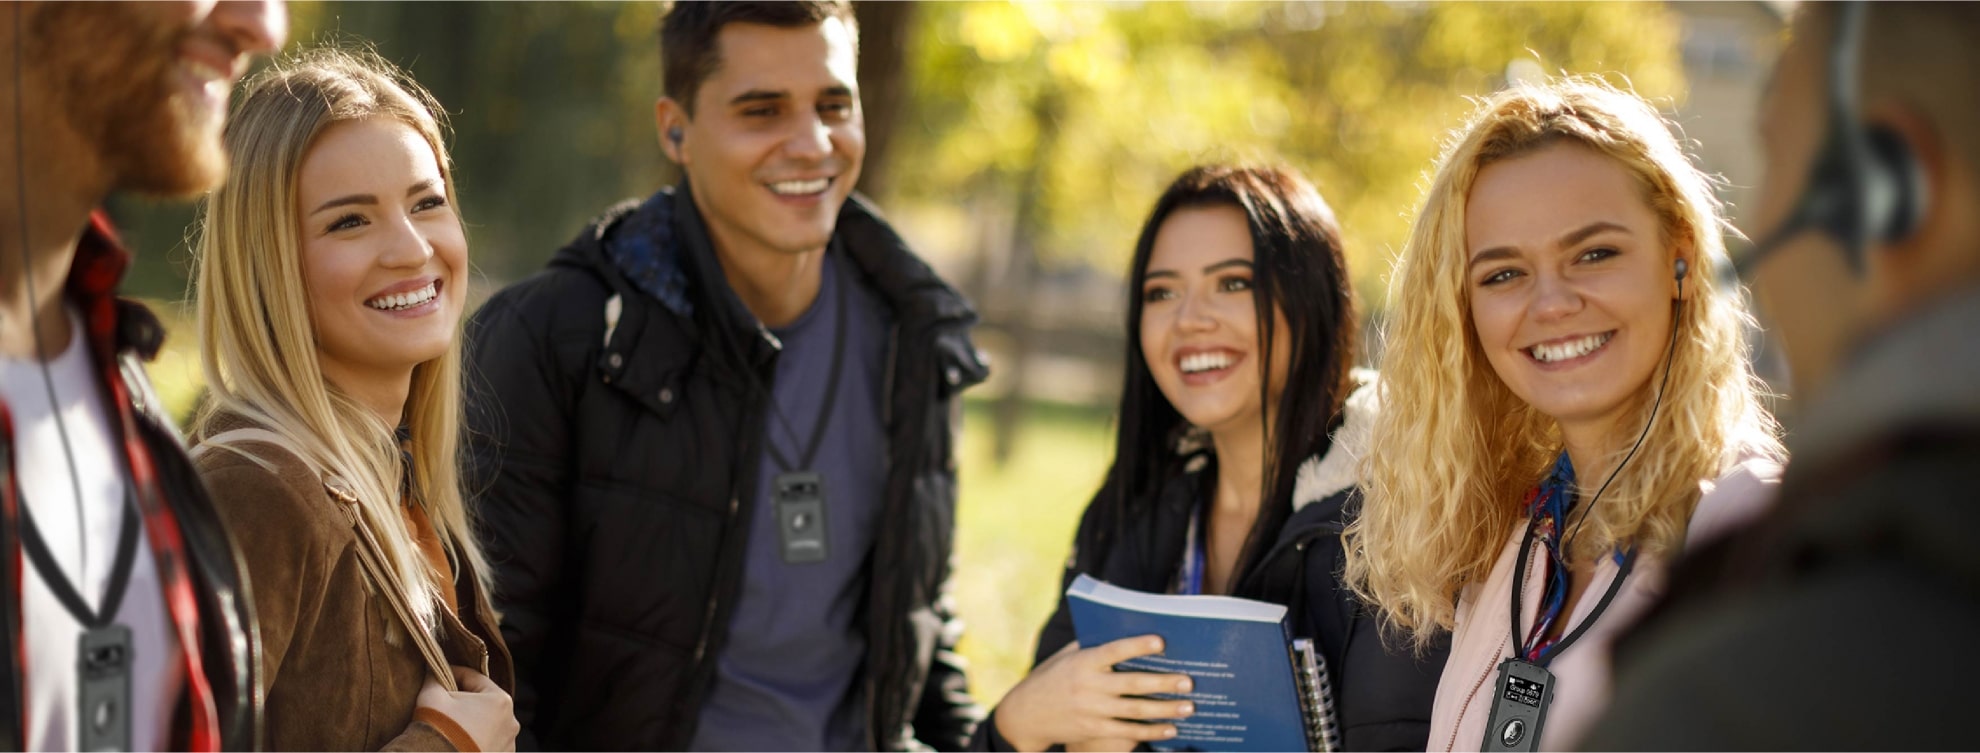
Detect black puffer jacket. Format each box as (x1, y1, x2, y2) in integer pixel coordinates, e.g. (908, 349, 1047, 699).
(465, 183, 988, 751)
(978, 381, 1447, 751)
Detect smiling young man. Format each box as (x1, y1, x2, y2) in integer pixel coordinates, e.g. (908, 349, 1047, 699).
(1584, 2, 1980, 748)
(0, 2, 284, 750)
(465, 2, 987, 750)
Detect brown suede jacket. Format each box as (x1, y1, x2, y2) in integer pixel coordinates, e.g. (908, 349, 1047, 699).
(192, 416, 514, 751)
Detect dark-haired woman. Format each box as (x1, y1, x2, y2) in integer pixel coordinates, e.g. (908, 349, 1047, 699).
(978, 165, 1447, 752)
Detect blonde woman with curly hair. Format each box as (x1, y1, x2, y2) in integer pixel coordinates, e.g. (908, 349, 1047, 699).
(189, 48, 517, 751)
(1343, 77, 1783, 751)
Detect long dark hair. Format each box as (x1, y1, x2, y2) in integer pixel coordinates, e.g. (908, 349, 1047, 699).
(1109, 164, 1358, 581)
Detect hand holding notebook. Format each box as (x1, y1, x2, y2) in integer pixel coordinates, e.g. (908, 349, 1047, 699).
(1063, 575, 1341, 753)
(994, 634, 1197, 752)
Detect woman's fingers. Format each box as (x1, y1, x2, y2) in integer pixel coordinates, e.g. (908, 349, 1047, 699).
(1089, 634, 1166, 666)
(1090, 718, 1181, 743)
(1100, 695, 1194, 723)
(1103, 668, 1193, 696)
(453, 666, 499, 694)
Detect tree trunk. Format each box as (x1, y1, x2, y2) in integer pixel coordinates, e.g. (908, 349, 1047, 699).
(991, 88, 1067, 467)
(853, 1, 917, 201)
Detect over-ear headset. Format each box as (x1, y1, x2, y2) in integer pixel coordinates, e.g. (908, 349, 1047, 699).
(1740, 0, 1929, 276)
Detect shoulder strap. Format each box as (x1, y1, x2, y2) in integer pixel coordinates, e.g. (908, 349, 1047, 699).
(187, 428, 293, 473)
(321, 476, 460, 693)
(194, 431, 459, 691)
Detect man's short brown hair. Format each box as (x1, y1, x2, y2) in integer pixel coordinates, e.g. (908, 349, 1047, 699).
(660, 1, 859, 116)
(1799, 2, 1980, 175)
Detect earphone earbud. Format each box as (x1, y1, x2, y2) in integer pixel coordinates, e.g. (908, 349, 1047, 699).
(1734, 1, 1929, 279)
(1861, 124, 1927, 244)
(668, 126, 683, 145)
(1674, 258, 1688, 281)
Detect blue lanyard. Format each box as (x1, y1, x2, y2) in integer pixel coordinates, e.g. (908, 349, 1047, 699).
(1511, 452, 1637, 666)
(1178, 498, 1208, 596)
(1521, 454, 1576, 660)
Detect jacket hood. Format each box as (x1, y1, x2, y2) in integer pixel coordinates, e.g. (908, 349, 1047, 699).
(554, 183, 978, 323)
(1292, 369, 1380, 514)
(1169, 369, 1378, 518)
(550, 182, 986, 387)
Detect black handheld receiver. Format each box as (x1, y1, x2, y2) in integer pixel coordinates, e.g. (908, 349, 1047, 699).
(774, 471, 829, 564)
(1482, 658, 1554, 752)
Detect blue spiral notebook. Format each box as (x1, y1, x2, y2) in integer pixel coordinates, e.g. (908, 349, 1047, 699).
(1066, 574, 1340, 752)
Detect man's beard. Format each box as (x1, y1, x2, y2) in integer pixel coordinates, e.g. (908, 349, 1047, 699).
(28, 2, 228, 198)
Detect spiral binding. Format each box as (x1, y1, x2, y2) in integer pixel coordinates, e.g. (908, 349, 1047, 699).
(1290, 638, 1343, 753)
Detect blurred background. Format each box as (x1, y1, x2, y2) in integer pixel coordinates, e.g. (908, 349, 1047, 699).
(106, 0, 1789, 709)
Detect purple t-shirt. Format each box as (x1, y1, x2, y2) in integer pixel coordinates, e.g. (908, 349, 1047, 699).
(691, 250, 892, 751)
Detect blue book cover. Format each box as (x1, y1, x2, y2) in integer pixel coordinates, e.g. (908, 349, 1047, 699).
(1066, 574, 1314, 752)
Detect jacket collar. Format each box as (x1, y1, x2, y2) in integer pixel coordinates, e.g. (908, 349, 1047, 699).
(664, 180, 783, 367)
(70, 211, 166, 363)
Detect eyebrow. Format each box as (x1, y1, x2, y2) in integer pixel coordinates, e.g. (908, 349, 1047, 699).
(309, 179, 442, 216)
(728, 84, 857, 107)
(729, 89, 787, 106)
(1468, 221, 1632, 271)
(1144, 258, 1254, 280)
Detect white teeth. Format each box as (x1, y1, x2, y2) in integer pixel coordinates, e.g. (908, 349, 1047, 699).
(1528, 332, 1612, 363)
(769, 178, 830, 196)
(366, 282, 438, 312)
(1180, 352, 1235, 374)
(183, 59, 227, 83)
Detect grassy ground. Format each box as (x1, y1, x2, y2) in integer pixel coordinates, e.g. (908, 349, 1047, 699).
(951, 399, 1116, 709)
(144, 302, 1114, 711)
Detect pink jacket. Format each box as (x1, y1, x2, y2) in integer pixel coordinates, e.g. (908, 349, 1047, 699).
(1427, 456, 1781, 751)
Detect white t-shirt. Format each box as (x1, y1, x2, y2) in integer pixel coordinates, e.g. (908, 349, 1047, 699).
(1, 309, 180, 751)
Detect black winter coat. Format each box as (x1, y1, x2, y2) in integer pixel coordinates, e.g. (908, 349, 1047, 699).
(977, 385, 1447, 752)
(465, 184, 989, 751)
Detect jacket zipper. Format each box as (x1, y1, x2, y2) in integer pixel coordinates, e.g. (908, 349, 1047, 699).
(687, 354, 770, 743)
(1446, 539, 1541, 752)
(692, 490, 743, 668)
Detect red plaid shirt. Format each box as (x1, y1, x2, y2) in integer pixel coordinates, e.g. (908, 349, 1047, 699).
(0, 210, 224, 751)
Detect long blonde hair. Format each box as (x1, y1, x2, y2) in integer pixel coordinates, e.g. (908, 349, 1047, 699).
(191, 47, 487, 629)
(1343, 77, 1781, 648)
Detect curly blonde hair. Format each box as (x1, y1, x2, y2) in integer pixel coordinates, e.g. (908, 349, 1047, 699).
(1343, 77, 1781, 649)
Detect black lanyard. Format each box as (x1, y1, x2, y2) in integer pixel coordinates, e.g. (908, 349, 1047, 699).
(17, 478, 143, 751)
(1507, 516, 1638, 668)
(1483, 517, 1638, 752)
(17, 486, 142, 630)
(763, 254, 850, 474)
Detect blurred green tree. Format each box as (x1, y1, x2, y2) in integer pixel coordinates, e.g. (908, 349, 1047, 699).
(110, 1, 678, 300)
(887, 1, 1685, 305)
(880, 2, 1683, 457)
(109, 1, 929, 300)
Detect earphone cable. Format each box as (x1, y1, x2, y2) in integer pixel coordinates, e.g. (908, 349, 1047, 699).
(1558, 275, 1685, 556)
(14, 1, 98, 578)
